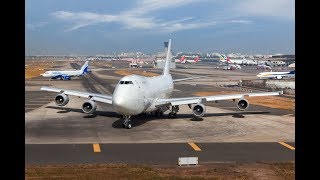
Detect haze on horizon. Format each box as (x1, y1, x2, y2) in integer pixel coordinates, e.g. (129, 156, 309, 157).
(26, 0, 295, 55)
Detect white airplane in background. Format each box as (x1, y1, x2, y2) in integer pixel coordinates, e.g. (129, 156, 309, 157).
(257, 64, 272, 70)
(177, 55, 200, 63)
(257, 70, 295, 79)
(41, 39, 282, 129)
(41, 61, 90, 80)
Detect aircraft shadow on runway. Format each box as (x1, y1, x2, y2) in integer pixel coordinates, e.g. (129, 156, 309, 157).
(45, 105, 269, 128)
(112, 111, 270, 128)
(45, 106, 119, 118)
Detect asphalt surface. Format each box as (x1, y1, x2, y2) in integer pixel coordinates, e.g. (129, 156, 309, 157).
(25, 61, 295, 165)
(25, 142, 295, 165)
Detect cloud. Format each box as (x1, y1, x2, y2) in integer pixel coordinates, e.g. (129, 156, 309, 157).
(51, 0, 216, 32)
(227, 20, 252, 24)
(26, 22, 48, 30)
(125, 0, 203, 16)
(234, 0, 294, 20)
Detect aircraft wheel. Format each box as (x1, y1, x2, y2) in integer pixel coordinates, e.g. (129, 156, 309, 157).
(126, 123, 132, 129)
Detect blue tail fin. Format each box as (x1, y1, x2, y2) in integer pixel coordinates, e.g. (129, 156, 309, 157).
(288, 70, 295, 74)
(80, 61, 89, 74)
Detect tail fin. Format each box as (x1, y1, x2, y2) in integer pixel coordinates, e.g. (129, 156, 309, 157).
(289, 70, 295, 74)
(226, 56, 231, 63)
(179, 55, 186, 63)
(80, 61, 89, 74)
(194, 56, 200, 62)
(162, 39, 172, 75)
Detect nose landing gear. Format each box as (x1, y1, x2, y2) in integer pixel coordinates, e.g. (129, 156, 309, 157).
(122, 115, 132, 129)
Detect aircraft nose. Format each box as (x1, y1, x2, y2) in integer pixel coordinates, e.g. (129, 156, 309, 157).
(113, 96, 128, 114)
(113, 94, 144, 115)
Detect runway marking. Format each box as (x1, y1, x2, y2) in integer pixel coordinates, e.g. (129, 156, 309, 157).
(188, 142, 202, 151)
(93, 144, 101, 152)
(278, 142, 295, 150)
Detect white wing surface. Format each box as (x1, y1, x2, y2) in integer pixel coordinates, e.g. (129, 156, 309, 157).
(155, 91, 282, 106)
(40, 86, 113, 104)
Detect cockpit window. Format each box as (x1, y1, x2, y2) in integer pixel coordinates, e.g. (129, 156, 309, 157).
(119, 81, 133, 84)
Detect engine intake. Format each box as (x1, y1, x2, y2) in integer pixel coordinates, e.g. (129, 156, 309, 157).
(55, 93, 69, 106)
(237, 99, 249, 110)
(82, 100, 97, 114)
(191, 103, 206, 117)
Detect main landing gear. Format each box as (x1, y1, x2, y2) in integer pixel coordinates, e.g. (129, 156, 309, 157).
(168, 105, 179, 118)
(122, 115, 132, 129)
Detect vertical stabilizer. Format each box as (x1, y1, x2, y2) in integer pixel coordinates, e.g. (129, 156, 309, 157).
(80, 61, 89, 74)
(163, 39, 171, 75)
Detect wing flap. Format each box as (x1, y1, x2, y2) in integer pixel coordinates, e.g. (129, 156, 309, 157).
(156, 91, 282, 106)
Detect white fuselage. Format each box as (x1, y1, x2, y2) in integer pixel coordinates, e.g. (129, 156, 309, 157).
(112, 74, 173, 116)
(42, 70, 82, 78)
(257, 71, 294, 79)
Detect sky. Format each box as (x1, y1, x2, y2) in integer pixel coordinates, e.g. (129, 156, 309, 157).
(26, 0, 295, 55)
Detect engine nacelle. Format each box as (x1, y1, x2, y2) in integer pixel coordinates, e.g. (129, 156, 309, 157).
(237, 99, 249, 110)
(82, 100, 97, 114)
(276, 76, 283, 79)
(55, 93, 69, 106)
(191, 103, 206, 117)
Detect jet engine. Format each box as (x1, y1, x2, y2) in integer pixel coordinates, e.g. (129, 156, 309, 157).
(237, 99, 249, 110)
(54, 93, 69, 106)
(82, 100, 97, 114)
(276, 76, 283, 79)
(191, 103, 206, 117)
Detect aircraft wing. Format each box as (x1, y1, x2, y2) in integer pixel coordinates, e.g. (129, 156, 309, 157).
(40, 86, 113, 104)
(155, 91, 282, 106)
(173, 76, 206, 82)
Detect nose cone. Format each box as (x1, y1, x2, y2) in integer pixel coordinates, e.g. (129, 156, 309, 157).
(112, 93, 144, 115)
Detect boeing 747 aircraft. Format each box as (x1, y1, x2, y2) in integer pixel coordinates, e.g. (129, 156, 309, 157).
(41, 39, 282, 129)
(41, 61, 90, 80)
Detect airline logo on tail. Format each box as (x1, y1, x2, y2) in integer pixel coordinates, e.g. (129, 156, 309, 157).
(179, 56, 186, 63)
(226, 56, 231, 63)
(81, 61, 90, 74)
(194, 56, 200, 62)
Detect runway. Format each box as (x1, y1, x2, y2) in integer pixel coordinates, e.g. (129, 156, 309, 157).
(25, 61, 295, 165)
(26, 142, 295, 165)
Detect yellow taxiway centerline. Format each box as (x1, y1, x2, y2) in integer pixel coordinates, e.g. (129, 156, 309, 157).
(188, 142, 202, 151)
(93, 143, 101, 152)
(278, 142, 295, 150)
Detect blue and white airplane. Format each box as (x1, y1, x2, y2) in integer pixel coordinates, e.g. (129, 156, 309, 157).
(41, 61, 90, 80)
(257, 70, 295, 79)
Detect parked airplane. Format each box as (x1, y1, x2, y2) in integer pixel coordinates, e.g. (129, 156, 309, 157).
(219, 54, 256, 66)
(41, 61, 90, 80)
(222, 56, 241, 70)
(257, 64, 272, 70)
(257, 70, 295, 79)
(177, 55, 200, 63)
(41, 39, 282, 129)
